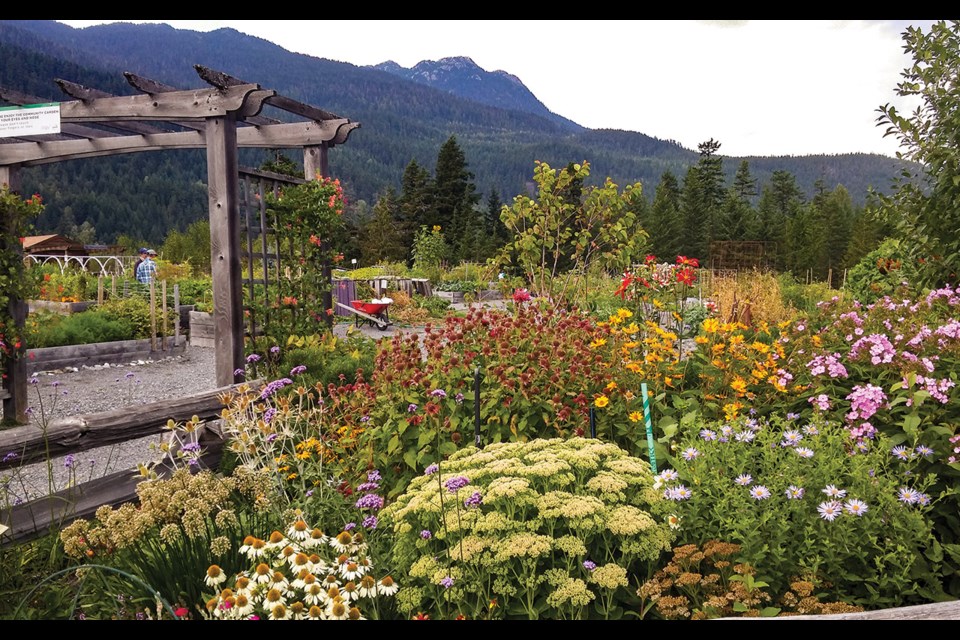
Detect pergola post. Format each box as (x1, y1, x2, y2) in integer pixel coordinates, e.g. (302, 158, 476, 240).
(206, 115, 245, 387)
(303, 142, 328, 180)
(0, 165, 28, 424)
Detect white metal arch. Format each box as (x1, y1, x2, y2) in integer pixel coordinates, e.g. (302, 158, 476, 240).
(25, 254, 131, 276)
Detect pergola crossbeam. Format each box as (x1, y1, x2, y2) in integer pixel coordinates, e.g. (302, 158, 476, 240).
(0, 65, 361, 424)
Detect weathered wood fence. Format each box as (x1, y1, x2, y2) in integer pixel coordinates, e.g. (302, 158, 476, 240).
(0, 380, 257, 545)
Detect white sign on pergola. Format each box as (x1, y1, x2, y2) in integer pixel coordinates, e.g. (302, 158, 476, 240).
(0, 64, 360, 423)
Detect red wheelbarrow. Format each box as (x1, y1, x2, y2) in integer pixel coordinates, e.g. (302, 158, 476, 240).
(336, 299, 394, 331)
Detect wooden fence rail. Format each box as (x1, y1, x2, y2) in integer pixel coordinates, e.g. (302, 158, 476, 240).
(0, 380, 259, 545)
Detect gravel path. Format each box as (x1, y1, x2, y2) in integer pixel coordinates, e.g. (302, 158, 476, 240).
(6, 345, 219, 504)
(3, 302, 498, 505)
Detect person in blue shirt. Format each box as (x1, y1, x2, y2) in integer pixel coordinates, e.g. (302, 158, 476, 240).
(136, 249, 158, 285)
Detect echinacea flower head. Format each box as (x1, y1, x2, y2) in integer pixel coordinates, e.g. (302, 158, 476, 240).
(205, 564, 227, 587)
(667, 514, 682, 530)
(377, 575, 399, 596)
(817, 500, 843, 521)
(844, 499, 869, 516)
(735, 474, 753, 486)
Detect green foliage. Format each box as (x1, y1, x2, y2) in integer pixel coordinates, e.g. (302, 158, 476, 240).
(843, 238, 920, 305)
(411, 225, 449, 282)
(279, 330, 377, 389)
(173, 276, 214, 309)
(496, 160, 647, 307)
(160, 219, 211, 276)
(97, 296, 153, 340)
(380, 438, 673, 619)
(664, 413, 945, 608)
(874, 20, 960, 290)
(26, 307, 134, 348)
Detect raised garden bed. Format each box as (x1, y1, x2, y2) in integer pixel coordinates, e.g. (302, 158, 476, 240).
(26, 338, 186, 374)
(189, 310, 214, 348)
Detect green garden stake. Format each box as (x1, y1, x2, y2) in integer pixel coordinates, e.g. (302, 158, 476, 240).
(590, 407, 596, 438)
(474, 366, 482, 447)
(641, 382, 657, 473)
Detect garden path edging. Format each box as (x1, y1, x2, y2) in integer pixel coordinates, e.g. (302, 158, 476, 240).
(27, 338, 187, 375)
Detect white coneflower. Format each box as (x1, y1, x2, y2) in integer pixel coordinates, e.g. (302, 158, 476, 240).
(377, 575, 399, 596)
(267, 603, 290, 620)
(291, 568, 313, 591)
(347, 606, 365, 620)
(307, 604, 326, 620)
(303, 582, 326, 607)
(287, 517, 311, 542)
(205, 564, 227, 587)
(290, 551, 312, 575)
(288, 601, 307, 620)
(279, 545, 297, 568)
(304, 527, 328, 549)
(309, 554, 329, 576)
(339, 561, 362, 582)
(264, 530, 288, 550)
(253, 562, 273, 584)
(234, 593, 255, 618)
(341, 581, 360, 602)
(357, 574, 378, 599)
(262, 587, 287, 611)
(270, 570, 291, 596)
(326, 598, 349, 620)
(329, 531, 354, 554)
(234, 575, 253, 597)
(322, 573, 342, 592)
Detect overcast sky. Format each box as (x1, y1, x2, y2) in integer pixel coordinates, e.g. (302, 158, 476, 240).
(58, 19, 940, 159)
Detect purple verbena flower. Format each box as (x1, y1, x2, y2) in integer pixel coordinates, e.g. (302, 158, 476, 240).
(420, 530, 432, 540)
(289, 365, 307, 376)
(444, 476, 470, 493)
(464, 491, 483, 508)
(583, 560, 597, 571)
(246, 353, 261, 363)
(355, 493, 385, 511)
(424, 463, 439, 475)
(362, 515, 378, 529)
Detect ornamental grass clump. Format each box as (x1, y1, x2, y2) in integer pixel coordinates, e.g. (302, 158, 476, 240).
(379, 438, 674, 619)
(661, 412, 945, 608)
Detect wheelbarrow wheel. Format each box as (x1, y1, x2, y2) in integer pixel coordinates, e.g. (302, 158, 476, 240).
(376, 321, 389, 331)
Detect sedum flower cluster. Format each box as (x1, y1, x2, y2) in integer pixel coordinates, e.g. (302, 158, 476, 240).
(202, 511, 398, 620)
(379, 438, 673, 619)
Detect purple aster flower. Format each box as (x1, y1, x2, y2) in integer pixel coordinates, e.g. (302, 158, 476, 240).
(749, 485, 771, 500)
(408, 403, 418, 413)
(464, 491, 483, 508)
(289, 365, 307, 376)
(822, 484, 847, 499)
(785, 485, 805, 500)
(660, 469, 679, 481)
(583, 560, 597, 571)
(445, 476, 470, 493)
(246, 353, 261, 363)
(795, 447, 814, 459)
(440, 576, 454, 589)
(916, 493, 932, 506)
(897, 487, 920, 504)
(424, 463, 439, 475)
(786, 413, 799, 420)
(891, 445, 912, 461)
(362, 515, 378, 529)
(420, 530, 432, 540)
(817, 500, 843, 521)
(681, 447, 700, 461)
(844, 499, 868, 516)
(734, 474, 752, 486)
(781, 430, 803, 446)
(700, 429, 717, 441)
(355, 493, 385, 510)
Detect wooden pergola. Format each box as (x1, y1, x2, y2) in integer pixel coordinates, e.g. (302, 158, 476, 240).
(0, 64, 360, 423)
